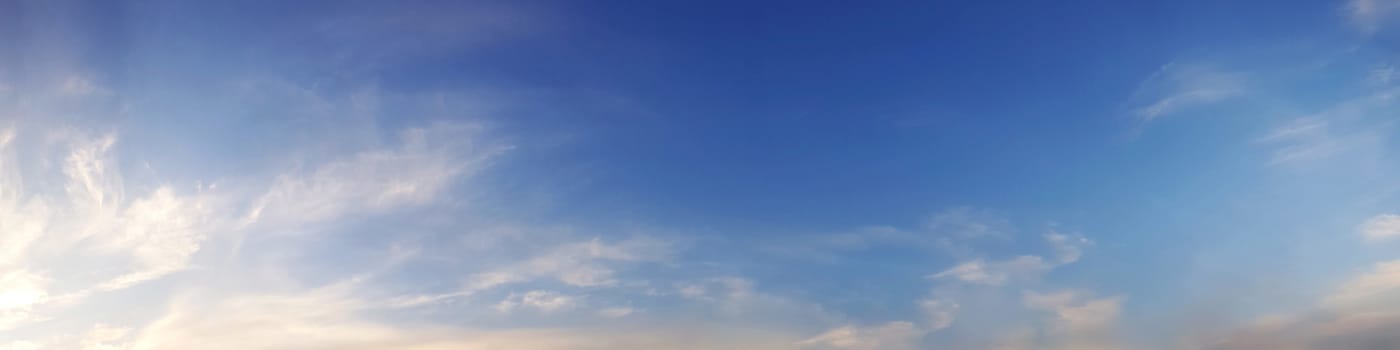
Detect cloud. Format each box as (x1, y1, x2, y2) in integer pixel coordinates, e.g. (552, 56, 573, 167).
(0, 129, 221, 330)
(1046, 296, 1123, 333)
(1024, 289, 1082, 311)
(128, 282, 449, 350)
(1257, 118, 1334, 163)
(58, 75, 106, 97)
(1256, 87, 1399, 165)
(760, 207, 1017, 262)
(915, 226, 1111, 350)
(3, 132, 1110, 350)
(1348, 0, 1400, 32)
(1360, 214, 1400, 241)
(0, 271, 47, 330)
(924, 207, 1016, 240)
(1046, 231, 1091, 264)
(930, 232, 1091, 286)
(0, 341, 41, 350)
(0, 131, 50, 269)
(495, 290, 576, 313)
(1368, 64, 1399, 85)
(1210, 259, 1400, 349)
(672, 277, 824, 318)
(0, 114, 503, 338)
(80, 324, 133, 350)
(798, 322, 923, 350)
(918, 298, 959, 330)
(124, 279, 520, 350)
(597, 307, 634, 318)
(931, 256, 1052, 286)
(1, 9, 855, 350)
(1021, 290, 1126, 350)
(121, 279, 807, 350)
(1128, 63, 1244, 125)
(1323, 260, 1400, 310)
(241, 124, 508, 231)
(0, 122, 727, 350)
(94, 186, 211, 291)
(796, 295, 959, 350)
(392, 237, 671, 307)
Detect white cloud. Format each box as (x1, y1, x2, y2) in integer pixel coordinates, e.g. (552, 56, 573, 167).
(127, 280, 807, 350)
(761, 207, 1018, 262)
(0, 128, 1114, 350)
(393, 237, 671, 307)
(80, 324, 133, 350)
(988, 327, 1037, 350)
(1024, 289, 1082, 311)
(0, 341, 40, 350)
(798, 322, 923, 350)
(1368, 64, 1399, 85)
(1349, 0, 1400, 31)
(94, 187, 211, 291)
(59, 75, 106, 97)
(0, 130, 221, 330)
(0, 271, 47, 330)
(1256, 117, 1340, 165)
(60, 133, 124, 235)
(669, 276, 838, 327)
(1022, 290, 1126, 350)
(924, 207, 1015, 240)
(1046, 231, 1091, 264)
(597, 307, 634, 318)
(478, 237, 668, 288)
(797, 293, 958, 350)
(241, 124, 507, 231)
(1324, 259, 1400, 309)
(930, 232, 1089, 286)
(0, 132, 50, 269)
(1023, 290, 1123, 332)
(1360, 214, 1400, 241)
(496, 290, 576, 313)
(930, 256, 1050, 286)
(1257, 88, 1399, 165)
(1211, 258, 1400, 349)
(1260, 118, 1329, 142)
(0, 116, 505, 338)
(1128, 63, 1244, 124)
(917, 298, 958, 330)
(1054, 297, 1124, 333)
(1259, 120, 1346, 165)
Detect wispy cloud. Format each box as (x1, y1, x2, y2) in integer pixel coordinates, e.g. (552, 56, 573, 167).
(0, 128, 221, 330)
(1021, 290, 1127, 350)
(241, 123, 508, 231)
(761, 207, 1015, 262)
(798, 322, 923, 350)
(495, 290, 576, 313)
(1348, 0, 1400, 32)
(929, 232, 1091, 286)
(390, 237, 672, 308)
(1256, 87, 1399, 166)
(1205, 215, 1400, 349)
(1127, 62, 1245, 127)
(122, 280, 809, 350)
(1210, 259, 1400, 349)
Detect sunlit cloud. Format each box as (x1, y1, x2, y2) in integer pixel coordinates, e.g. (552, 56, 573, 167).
(6, 1, 1400, 349)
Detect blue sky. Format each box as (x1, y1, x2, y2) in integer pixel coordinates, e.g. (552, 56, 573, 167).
(3, 0, 1400, 349)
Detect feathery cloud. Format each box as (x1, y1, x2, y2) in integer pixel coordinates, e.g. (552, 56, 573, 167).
(1128, 63, 1244, 125)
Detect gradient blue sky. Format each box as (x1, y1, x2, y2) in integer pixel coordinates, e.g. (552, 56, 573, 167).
(3, 1, 1400, 349)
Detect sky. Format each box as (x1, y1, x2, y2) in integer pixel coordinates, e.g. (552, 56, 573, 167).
(2, 0, 1400, 349)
